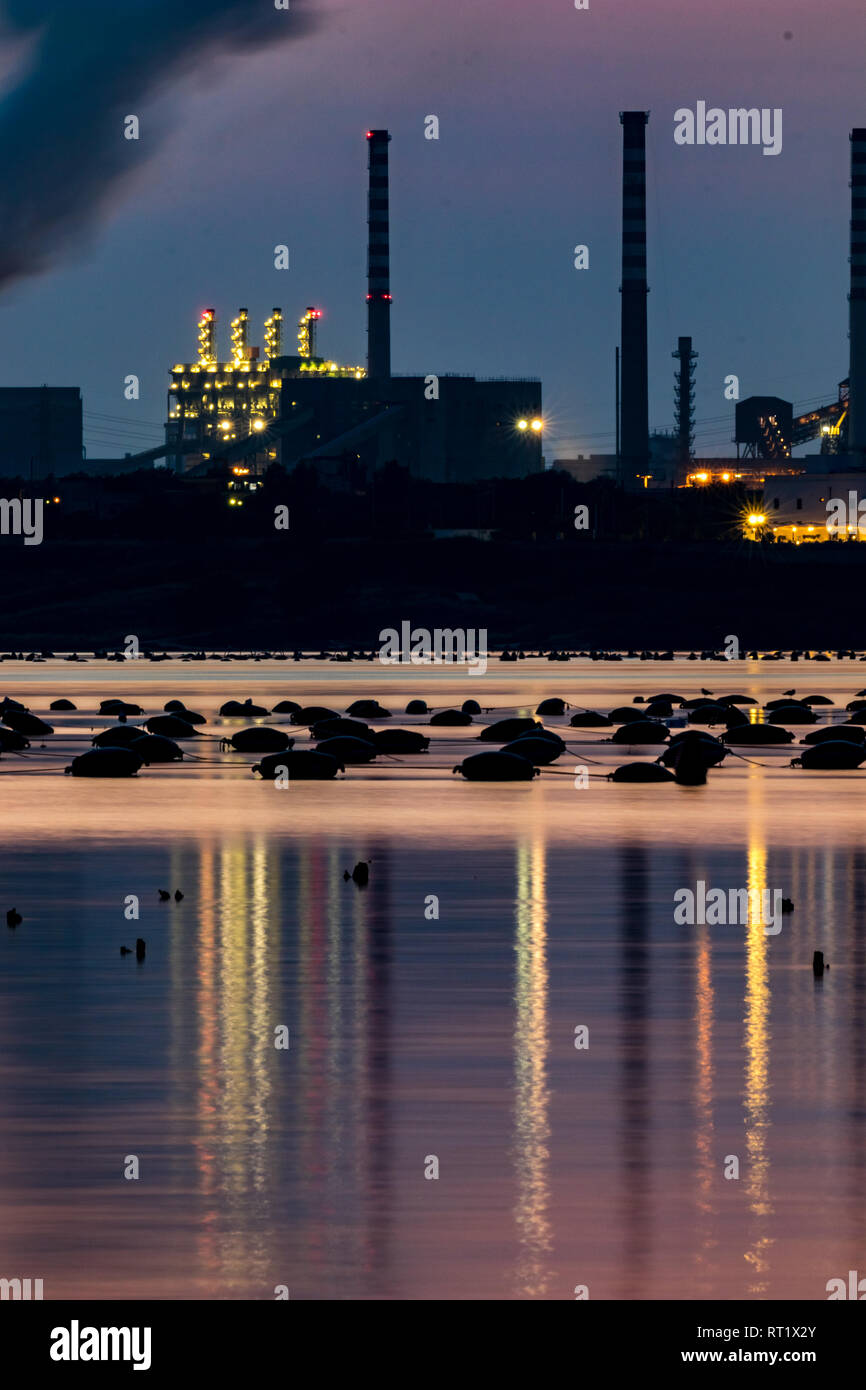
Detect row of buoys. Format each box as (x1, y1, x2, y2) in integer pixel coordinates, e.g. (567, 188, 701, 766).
(5, 646, 866, 663)
(11, 682, 866, 781)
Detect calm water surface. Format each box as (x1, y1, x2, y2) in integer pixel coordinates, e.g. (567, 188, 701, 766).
(0, 659, 864, 1299)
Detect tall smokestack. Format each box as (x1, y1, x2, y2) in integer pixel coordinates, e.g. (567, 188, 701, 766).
(366, 129, 392, 379)
(619, 112, 650, 485)
(848, 128, 866, 458)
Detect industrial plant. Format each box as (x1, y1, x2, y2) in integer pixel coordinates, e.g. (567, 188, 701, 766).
(4, 117, 865, 508)
(553, 115, 866, 507)
(160, 128, 544, 486)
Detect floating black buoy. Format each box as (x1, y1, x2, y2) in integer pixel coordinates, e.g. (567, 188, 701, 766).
(225, 727, 293, 753)
(536, 697, 567, 716)
(792, 742, 866, 770)
(0, 728, 30, 750)
(65, 748, 142, 777)
(724, 724, 795, 746)
(453, 751, 539, 781)
(608, 706, 647, 723)
(144, 715, 200, 739)
(129, 734, 184, 764)
(430, 709, 473, 726)
(372, 729, 430, 753)
(609, 721, 668, 745)
(501, 736, 563, 765)
(802, 725, 865, 746)
(2, 710, 53, 736)
(813, 950, 827, 975)
(315, 735, 377, 764)
(253, 750, 343, 780)
(6, 907, 22, 928)
(136, 938, 146, 961)
(92, 725, 145, 748)
(609, 763, 675, 783)
(346, 699, 392, 718)
(477, 717, 539, 742)
(568, 710, 613, 728)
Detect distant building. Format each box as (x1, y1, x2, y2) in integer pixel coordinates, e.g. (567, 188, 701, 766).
(165, 308, 543, 483)
(0, 387, 82, 478)
(761, 465, 866, 542)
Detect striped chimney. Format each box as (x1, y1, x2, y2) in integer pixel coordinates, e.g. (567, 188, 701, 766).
(366, 129, 392, 379)
(619, 112, 650, 482)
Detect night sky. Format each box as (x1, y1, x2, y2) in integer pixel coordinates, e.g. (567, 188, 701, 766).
(0, 0, 863, 461)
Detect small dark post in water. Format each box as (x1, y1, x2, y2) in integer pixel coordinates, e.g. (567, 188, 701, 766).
(813, 950, 826, 975)
(136, 938, 146, 961)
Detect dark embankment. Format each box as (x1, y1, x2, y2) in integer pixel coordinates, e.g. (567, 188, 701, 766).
(2, 531, 865, 649)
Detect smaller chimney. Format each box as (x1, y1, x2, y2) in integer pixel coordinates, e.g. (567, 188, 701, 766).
(197, 308, 216, 364)
(264, 308, 283, 360)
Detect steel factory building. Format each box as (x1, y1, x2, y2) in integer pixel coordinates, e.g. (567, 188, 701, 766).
(163, 130, 543, 484)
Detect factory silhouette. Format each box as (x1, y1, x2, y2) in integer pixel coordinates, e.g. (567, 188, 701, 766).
(5, 114, 866, 650)
(1, 114, 863, 510)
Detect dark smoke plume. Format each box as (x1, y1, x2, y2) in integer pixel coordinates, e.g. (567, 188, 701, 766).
(0, 0, 317, 287)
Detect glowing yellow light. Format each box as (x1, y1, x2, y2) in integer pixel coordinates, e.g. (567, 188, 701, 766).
(531, 418, 543, 432)
(517, 419, 529, 430)
(722, 472, 731, 481)
(252, 419, 265, 431)
(747, 513, 766, 526)
(696, 471, 709, 482)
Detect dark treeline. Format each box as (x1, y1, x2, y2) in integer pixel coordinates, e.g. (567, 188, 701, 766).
(6, 464, 759, 543)
(1, 465, 865, 648)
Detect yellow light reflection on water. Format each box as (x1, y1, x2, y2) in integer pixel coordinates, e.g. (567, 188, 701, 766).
(513, 836, 553, 1296)
(694, 921, 717, 1283)
(168, 838, 278, 1289)
(743, 772, 774, 1292)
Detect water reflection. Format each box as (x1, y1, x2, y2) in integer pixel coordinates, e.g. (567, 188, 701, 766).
(693, 917, 717, 1290)
(513, 836, 553, 1296)
(743, 769, 773, 1293)
(166, 839, 278, 1292)
(618, 845, 651, 1297)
